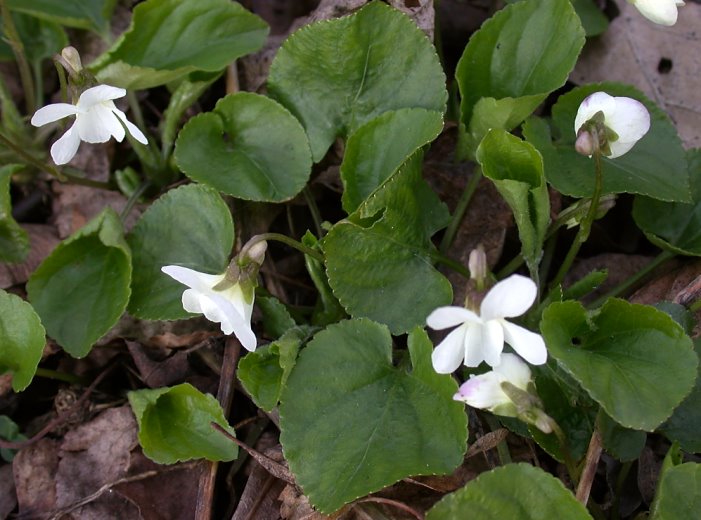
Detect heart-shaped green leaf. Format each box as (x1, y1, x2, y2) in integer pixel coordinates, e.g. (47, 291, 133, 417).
(633, 150, 701, 255)
(280, 320, 467, 513)
(651, 463, 701, 520)
(427, 463, 592, 520)
(0, 165, 29, 263)
(127, 184, 234, 320)
(92, 0, 268, 89)
(456, 0, 584, 156)
(27, 208, 130, 358)
(0, 289, 45, 391)
(175, 92, 312, 202)
(129, 383, 237, 464)
(267, 0, 447, 162)
(476, 129, 550, 275)
(340, 108, 444, 213)
(6, 0, 115, 34)
(599, 411, 646, 462)
(540, 299, 697, 430)
(323, 154, 452, 334)
(525, 83, 690, 202)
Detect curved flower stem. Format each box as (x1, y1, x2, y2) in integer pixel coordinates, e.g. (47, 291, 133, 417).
(240, 232, 324, 263)
(549, 419, 580, 487)
(0, 131, 113, 189)
(119, 181, 151, 223)
(439, 166, 483, 254)
(302, 186, 324, 238)
(588, 249, 675, 309)
(549, 151, 604, 292)
(0, 0, 35, 114)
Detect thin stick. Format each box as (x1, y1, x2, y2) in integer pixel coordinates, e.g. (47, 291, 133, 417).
(576, 428, 603, 505)
(195, 337, 242, 520)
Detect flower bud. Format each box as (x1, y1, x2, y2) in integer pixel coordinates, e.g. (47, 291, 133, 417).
(61, 46, 83, 73)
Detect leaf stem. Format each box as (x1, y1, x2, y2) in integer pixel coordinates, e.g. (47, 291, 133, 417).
(439, 167, 483, 254)
(0, 0, 36, 114)
(548, 150, 604, 293)
(302, 186, 324, 238)
(587, 250, 675, 309)
(549, 419, 580, 487)
(429, 250, 471, 279)
(34, 367, 91, 385)
(119, 181, 151, 223)
(240, 232, 325, 263)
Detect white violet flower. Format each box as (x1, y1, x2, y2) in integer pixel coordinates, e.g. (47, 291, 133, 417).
(161, 265, 257, 352)
(453, 353, 531, 416)
(427, 274, 547, 373)
(31, 84, 148, 165)
(574, 92, 650, 159)
(629, 0, 684, 26)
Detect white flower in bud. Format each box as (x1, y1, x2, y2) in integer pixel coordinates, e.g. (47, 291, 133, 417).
(629, 0, 684, 26)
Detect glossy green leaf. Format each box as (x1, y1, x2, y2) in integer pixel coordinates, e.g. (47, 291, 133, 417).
(659, 340, 701, 453)
(0, 165, 29, 263)
(599, 411, 646, 462)
(238, 327, 309, 412)
(280, 320, 467, 513)
(0, 12, 67, 64)
(128, 383, 237, 464)
(0, 289, 45, 391)
(127, 184, 234, 320)
(633, 150, 701, 255)
(571, 0, 608, 36)
(27, 208, 130, 358)
(427, 463, 592, 520)
(651, 463, 701, 520)
(268, 1, 447, 162)
(6, 0, 115, 34)
(257, 295, 296, 339)
(340, 108, 444, 213)
(476, 129, 549, 274)
(175, 92, 312, 202)
(323, 154, 452, 334)
(525, 83, 690, 202)
(456, 0, 584, 156)
(540, 299, 697, 430)
(92, 0, 268, 89)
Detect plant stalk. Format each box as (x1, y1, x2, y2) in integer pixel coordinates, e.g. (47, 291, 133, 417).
(440, 167, 483, 254)
(0, 0, 36, 113)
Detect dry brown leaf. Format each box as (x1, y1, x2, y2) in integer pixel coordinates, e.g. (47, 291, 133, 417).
(0, 224, 60, 289)
(279, 484, 329, 520)
(232, 447, 288, 520)
(572, 0, 701, 148)
(126, 341, 190, 388)
(0, 464, 17, 520)
(13, 438, 60, 516)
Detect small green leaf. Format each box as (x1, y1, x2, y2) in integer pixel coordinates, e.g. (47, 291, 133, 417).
(633, 150, 701, 255)
(280, 321, 467, 513)
(92, 0, 268, 89)
(27, 208, 130, 358)
(268, 1, 447, 162)
(128, 184, 234, 320)
(302, 231, 347, 327)
(340, 108, 444, 213)
(175, 92, 312, 202)
(0, 415, 27, 461)
(0, 165, 29, 263)
(525, 83, 690, 202)
(540, 299, 697, 430)
(562, 270, 607, 300)
(238, 327, 309, 412)
(323, 154, 452, 334)
(6, 0, 115, 34)
(456, 0, 584, 156)
(257, 295, 296, 339)
(0, 289, 45, 391)
(426, 463, 592, 520)
(651, 463, 701, 520)
(571, 0, 608, 36)
(476, 129, 550, 274)
(659, 340, 701, 453)
(599, 411, 646, 462)
(129, 383, 237, 464)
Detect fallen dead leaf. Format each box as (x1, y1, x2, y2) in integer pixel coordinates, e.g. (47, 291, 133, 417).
(572, 0, 701, 148)
(0, 224, 60, 289)
(13, 438, 60, 516)
(0, 464, 17, 520)
(126, 341, 190, 388)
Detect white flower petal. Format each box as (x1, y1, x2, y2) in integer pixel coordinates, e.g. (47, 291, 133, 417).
(482, 320, 505, 367)
(112, 107, 148, 144)
(480, 274, 537, 320)
(574, 91, 616, 134)
(427, 306, 481, 330)
(209, 294, 257, 351)
(431, 324, 468, 374)
(77, 85, 126, 108)
(31, 103, 79, 126)
(632, 0, 680, 25)
(50, 125, 81, 165)
(501, 320, 548, 365)
(181, 288, 204, 314)
(76, 104, 123, 143)
(454, 372, 507, 409)
(493, 353, 532, 390)
(463, 324, 487, 367)
(161, 265, 224, 292)
(604, 97, 650, 158)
